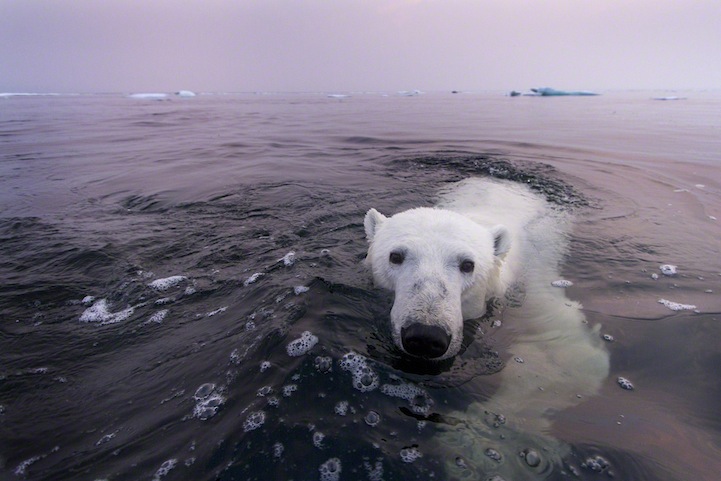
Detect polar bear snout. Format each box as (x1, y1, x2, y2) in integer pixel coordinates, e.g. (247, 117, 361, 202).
(401, 323, 451, 359)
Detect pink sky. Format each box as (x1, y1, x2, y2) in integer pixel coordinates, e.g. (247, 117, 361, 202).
(2, 0, 719, 93)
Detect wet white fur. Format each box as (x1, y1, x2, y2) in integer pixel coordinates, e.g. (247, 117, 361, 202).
(365, 178, 610, 478)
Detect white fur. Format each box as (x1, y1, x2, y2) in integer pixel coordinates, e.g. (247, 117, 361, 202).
(364, 179, 526, 359)
(365, 178, 611, 478)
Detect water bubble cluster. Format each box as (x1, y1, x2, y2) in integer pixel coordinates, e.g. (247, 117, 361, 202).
(334, 401, 349, 416)
(286, 331, 319, 357)
(400, 446, 422, 463)
(551, 279, 573, 288)
(147, 309, 168, 323)
(148, 275, 187, 291)
(339, 352, 379, 392)
(280, 251, 296, 266)
(380, 381, 433, 414)
(193, 383, 225, 420)
(319, 457, 342, 481)
(660, 264, 677, 276)
(244, 272, 265, 286)
(617, 377, 635, 390)
(364, 459, 384, 481)
(313, 431, 326, 448)
(79, 298, 134, 324)
(243, 411, 266, 432)
(582, 454, 611, 473)
(314, 356, 333, 373)
(151, 459, 177, 481)
(658, 298, 697, 311)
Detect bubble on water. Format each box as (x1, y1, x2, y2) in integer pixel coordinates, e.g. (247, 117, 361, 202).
(148, 276, 187, 291)
(206, 306, 227, 317)
(260, 361, 271, 372)
(660, 264, 677, 276)
(320, 248, 331, 256)
(455, 456, 468, 468)
(273, 442, 284, 458)
(381, 382, 432, 414)
(267, 396, 280, 407)
(148, 309, 168, 323)
(340, 352, 379, 392)
(286, 331, 319, 357)
(602, 334, 615, 342)
(243, 411, 266, 432)
(313, 431, 325, 448)
(364, 459, 384, 481)
(582, 454, 611, 472)
(280, 251, 296, 266)
(95, 430, 118, 446)
(334, 401, 349, 416)
(194, 383, 215, 399)
(400, 446, 422, 463)
(244, 272, 265, 286)
(283, 384, 298, 397)
(257, 386, 273, 397)
(79, 299, 135, 324)
(514, 356, 525, 363)
(151, 459, 177, 481)
(485, 448, 502, 462)
(364, 410, 380, 427)
(82, 295, 95, 305)
(551, 279, 573, 288)
(314, 356, 333, 373)
(294, 285, 309, 295)
(617, 377, 634, 390)
(521, 448, 541, 467)
(229, 349, 242, 365)
(193, 383, 225, 420)
(319, 457, 342, 481)
(658, 298, 697, 311)
(488, 412, 506, 428)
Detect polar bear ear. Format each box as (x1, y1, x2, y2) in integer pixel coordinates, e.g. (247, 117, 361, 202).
(491, 225, 511, 257)
(364, 208, 387, 242)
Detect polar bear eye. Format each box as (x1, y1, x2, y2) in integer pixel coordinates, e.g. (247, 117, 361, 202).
(389, 251, 405, 265)
(459, 259, 475, 273)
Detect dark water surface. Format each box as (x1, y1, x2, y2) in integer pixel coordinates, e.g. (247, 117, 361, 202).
(1, 92, 720, 480)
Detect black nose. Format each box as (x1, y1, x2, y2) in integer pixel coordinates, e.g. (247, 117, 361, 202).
(401, 324, 451, 359)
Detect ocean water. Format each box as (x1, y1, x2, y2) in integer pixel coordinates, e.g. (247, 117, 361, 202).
(1, 91, 720, 481)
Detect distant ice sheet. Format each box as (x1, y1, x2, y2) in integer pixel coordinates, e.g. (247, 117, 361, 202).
(128, 93, 169, 100)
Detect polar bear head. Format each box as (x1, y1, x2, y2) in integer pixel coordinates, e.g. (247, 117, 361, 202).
(364, 207, 511, 360)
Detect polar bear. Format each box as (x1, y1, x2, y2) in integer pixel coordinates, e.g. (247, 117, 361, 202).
(365, 177, 610, 477)
(364, 177, 547, 360)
